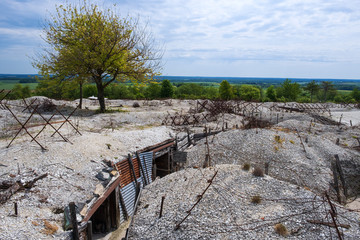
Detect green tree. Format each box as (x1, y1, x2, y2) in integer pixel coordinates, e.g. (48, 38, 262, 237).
(321, 81, 334, 102)
(238, 85, 261, 101)
(351, 87, 360, 102)
(175, 83, 204, 99)
(21, 85, 31, 98)
(219, 80, 233, 100)
(160, 80, 174, 98)
(203, 87, 218, 99)
(304, 80, 320, 103)
(145, 83, 161, 99)
(277, 79, 301, 101)
(83, 84, 98, 98)
(9, 84, 24, 99)
(33, 1, 162, 112)
(266, 85, 277, 101)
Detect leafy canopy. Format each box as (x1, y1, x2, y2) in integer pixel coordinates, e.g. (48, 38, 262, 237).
(219, 80, 233, 100)
(33, 1, 162, 112)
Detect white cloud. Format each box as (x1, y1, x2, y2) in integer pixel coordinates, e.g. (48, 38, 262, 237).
(1, 0, 360, 77)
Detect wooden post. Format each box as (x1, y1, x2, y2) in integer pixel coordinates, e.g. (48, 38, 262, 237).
(167, 148, 171, 174)
(153, 164, 157, 180)
(127, 154, 138, 185)
(159, 196, 165, 218)
(87, 221, 93, 240)
(170, 148, 174, 173)
(276, 113, 279, 124)
(187, 129, 192, 146)
(135, 182, 141, 204)
(338, 114, 343, 126)
(175, 136, 178, 151)
(114, 186, 121, 228)
(334, 154, 347, 198)
(14, 202, 18, 216)
(105, 198, 111, 232)
(69, 202, 79, 240)
(350, 120, 352, 127)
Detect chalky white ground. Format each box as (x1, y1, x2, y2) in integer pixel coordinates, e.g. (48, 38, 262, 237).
(1, 98, 360, 239)
(0, 98, 179, 240)
(128, 165, 360, 239)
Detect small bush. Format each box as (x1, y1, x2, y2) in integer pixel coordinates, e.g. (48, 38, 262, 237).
(252, 167, 264, 177)
(242, 163, 250, 171)
(133, 102, 140, 108)
(274, 135, 284, 144)
(251, 195, 261, 204)
(274, 223, 288, 236)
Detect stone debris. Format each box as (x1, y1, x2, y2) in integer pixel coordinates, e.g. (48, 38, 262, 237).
(1, 97, 360, 239)
(128, 165, 360, 239)
(0, 97, 175, 240)
(186, 119, 360, 199)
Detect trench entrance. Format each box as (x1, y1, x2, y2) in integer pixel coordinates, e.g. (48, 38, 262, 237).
(90, 190, 118, 236)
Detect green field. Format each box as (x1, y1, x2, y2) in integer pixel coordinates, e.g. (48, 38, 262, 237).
(0, 81, 38, 90)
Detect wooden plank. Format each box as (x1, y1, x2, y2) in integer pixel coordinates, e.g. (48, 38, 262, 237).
(69, 202, 79, 240)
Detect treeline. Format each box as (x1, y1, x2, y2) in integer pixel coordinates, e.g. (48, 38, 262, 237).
(3, 79, 360, 104)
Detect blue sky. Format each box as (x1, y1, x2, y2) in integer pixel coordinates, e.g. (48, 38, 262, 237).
(0, 0, 360, 79)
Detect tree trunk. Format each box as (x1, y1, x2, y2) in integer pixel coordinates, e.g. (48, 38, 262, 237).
(96, 83, 106, 112)
(79, 82, 83, 109)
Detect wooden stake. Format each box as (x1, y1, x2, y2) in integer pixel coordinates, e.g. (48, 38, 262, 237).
(69, 202, 79, 240)
(14, 202, 18, 216)
(87, 221, 93, 240)
(159, 196, 165, 218)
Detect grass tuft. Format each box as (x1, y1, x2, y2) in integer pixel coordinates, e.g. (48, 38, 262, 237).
(252, 167, 264, 177)
(274, 223, 288, 236)
(242, 163, 251, 171)
(251, 195, 261, 204)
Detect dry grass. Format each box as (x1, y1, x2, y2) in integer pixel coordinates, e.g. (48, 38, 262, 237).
(251, 195, 261, 204)
(252, 167, 264, 177)
(274, 223, 288, 236)
(274, 135, 285, 144)
(242, 163, 251, 171)
(40, 220, 58, 235)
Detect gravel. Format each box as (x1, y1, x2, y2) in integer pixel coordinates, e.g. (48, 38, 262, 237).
(128, 164, 360, 239)
(0, 98, 175, 240)
(185, 119, 360, 198)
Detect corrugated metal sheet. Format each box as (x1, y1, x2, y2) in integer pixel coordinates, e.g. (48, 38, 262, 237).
(139, 152, 153, 184)
(116, 152, 153, 224)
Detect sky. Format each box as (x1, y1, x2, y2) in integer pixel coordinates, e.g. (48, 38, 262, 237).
(0, 0, 360, 79)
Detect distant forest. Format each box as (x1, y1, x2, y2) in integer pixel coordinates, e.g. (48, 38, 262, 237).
(1, 74, 360, 104)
